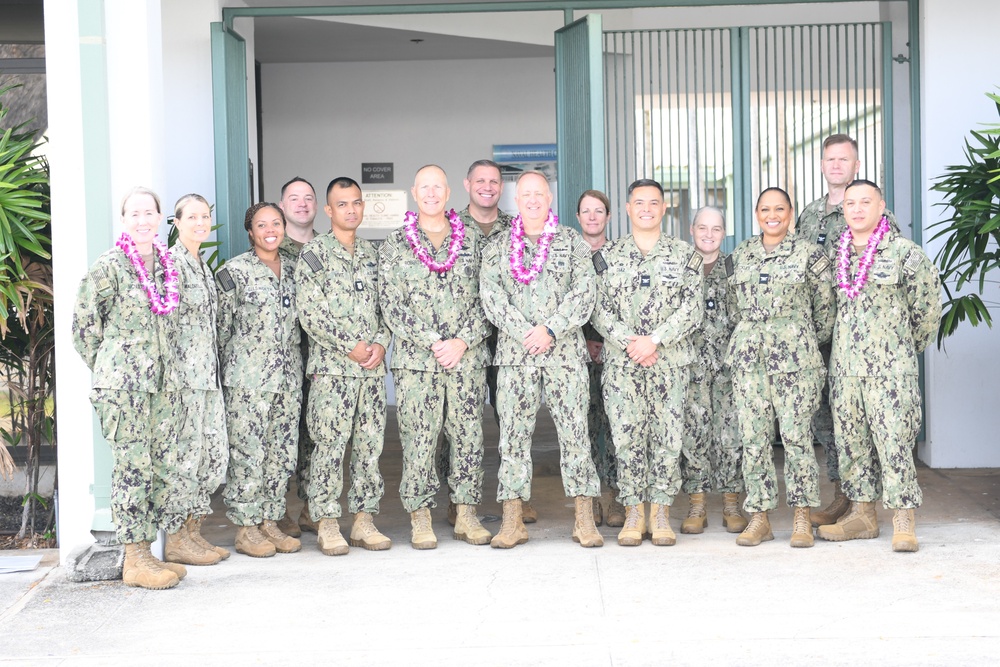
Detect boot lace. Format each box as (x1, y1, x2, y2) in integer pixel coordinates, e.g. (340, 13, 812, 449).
(652, 507, 669, 530)
(413, 510, 432, 532)
(894, 510, 912, 533)
(746, 513, 767, 533)
(624, 506, 641, 529)
(793, 509, 811, 534)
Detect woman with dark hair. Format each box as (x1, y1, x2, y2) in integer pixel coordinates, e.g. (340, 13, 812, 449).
(726, 187, 836, 548)
(215, 202, 304, 557)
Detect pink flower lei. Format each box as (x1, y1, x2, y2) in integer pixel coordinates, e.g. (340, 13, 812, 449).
(509, 209, 559, 284)
(403, 208, 465, 274)
(115, 232, 180, 315)
(836, 215, 890, 299)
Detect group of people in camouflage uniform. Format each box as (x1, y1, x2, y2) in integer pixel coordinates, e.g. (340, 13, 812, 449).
(72, 133, 940, 590)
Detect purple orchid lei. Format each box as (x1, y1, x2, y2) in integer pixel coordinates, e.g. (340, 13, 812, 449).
(403, 208, 464, 274)
(836, 215, 890, 299)
(509, 209, 558, 284)
(116, 232, 180, 315)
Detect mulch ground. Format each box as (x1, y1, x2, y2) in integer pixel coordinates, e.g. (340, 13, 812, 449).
(0, 495, 55, 549)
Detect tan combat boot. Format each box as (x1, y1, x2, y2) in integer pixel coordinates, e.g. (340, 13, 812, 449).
(317, 518, 349, 556)
(491, 499, 529, 549)
(260, 519, 302, 553)
(186, 515, 231, 560)
(817, 501, 879, 541)
(790, 507, 815, 548)
(617, 504, 646, 546)
(521, 501, 538, 524)
(722, 493, 748, 533)
(446, 501, 458, 527)
(605, 498, 627, 527)
(235, 525, 277, 558)
(410, 507, 437, 550)
(572, 495, 604, 548)
(811, 482, 850, 527)
(277, 511, 302, 538)
(649, 503, 677, 546)
(891, 509, 918, 552)
(680, 493, 708, 534)
(736, 511, 774, 546)
(454, 505, 491, 545)
(350, 511, 392, 551)
(298, 503, 318, 534)
(123, 542, 179, 590)
(165, 524, 222, 566)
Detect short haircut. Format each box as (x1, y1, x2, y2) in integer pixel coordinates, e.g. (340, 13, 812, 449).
(326, 177, 361, 199)
(280, 176, 315, 200)
(691, 205, 726, 227)
(845, 178, 882, 198)
(823, 133, 859, 156)
(173, 193, 210, 220)
(577, 189, 610, 213)
(243, 202, 285, 232)
(755, 186, 791, 210)
(466, 159, 502, 179)
(516, 170, 549, 186)
(415, 164, 447, 179)
(626, 178, 664, 200)
(120, 186, 161, 215)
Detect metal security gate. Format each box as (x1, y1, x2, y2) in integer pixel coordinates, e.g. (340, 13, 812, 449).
(604, 22, 891, 247)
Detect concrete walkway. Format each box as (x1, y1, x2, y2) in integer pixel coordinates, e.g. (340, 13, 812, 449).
(1, 408, 999, 666)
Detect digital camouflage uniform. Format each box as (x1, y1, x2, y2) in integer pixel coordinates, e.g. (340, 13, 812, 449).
(796, 196, 900, 481)
(295, 234, 391, 521)
(162, 246, 228, 527)
(216, 251, 303, 526)
(829, 229, 941, 509)
(591, 235, 705, 507)
(379, 222, 491, 513)
(726, 235, 836, 512)
(73, 247, 176, 544)
(582, 316, 617, 493)
(681, 256, 743, 494)
(480, 225, 600, 502)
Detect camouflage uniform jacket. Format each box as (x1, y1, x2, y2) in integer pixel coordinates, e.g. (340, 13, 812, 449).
(457, 206, 513, 242)
(215, 250, 303, 394)
(796, 194, 899, 253)
(591, 234, 705, 369)
(163, 246, 220, 391)
(480, 226, 595, 367)
(582, 246, 606, 345)
(726, 235, 836, 375)
(830, 231, 941, 377)
(278, 234, 307, 262)
(72, 247, 170, 392)
(378, 224, 491, 373)
(690, 256, 735, 383)
(294, 234, 390, 378)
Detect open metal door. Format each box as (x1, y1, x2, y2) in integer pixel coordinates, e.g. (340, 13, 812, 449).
(211, 23, 251, 260)
(555, 14, 605, 231)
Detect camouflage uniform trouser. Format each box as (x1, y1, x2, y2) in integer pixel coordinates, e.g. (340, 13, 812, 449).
(602, 363, 688, 506)
(682, 369, 743, 494)
(222, 386, 302, 526)
(831, 375, 922, 509)
(90, 389, 177, 543)
(733, 367, 823, 512)
(188, 389, 228, 518)
(815, 342, 838, 481)
(395, 369, 486, 512)
(295, 340, 313, 503)
(306, 374, 386, 520)
(495, 364, 599, 501)
(587, 362, 618, 492)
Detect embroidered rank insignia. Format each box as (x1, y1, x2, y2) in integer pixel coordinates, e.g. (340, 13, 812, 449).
(355, 280, 364, 291)
(759, 274, 770, 285)
(724, 255, 734, 277)
(282, 295, 291, 308)
(817, 233, 827, 245)
(686, 251, 703, 273)
(706, 297, 716, 310)
(903, 250, 922, 274)
(640, 274, 650, 287)
(592, 251, 608, 274)
(809, 255, 832, 278)
(302, 250, 323, 273)
(216, 267, 236, 292)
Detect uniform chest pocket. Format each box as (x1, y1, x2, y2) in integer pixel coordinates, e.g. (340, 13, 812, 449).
(180, 284, 210, 324)
(731, 268, 756, 309)
(869, 258, 899, 285)
(119, 287, 153, 330)
(547, 250, 571, 273)
(605, 268, 637, 292)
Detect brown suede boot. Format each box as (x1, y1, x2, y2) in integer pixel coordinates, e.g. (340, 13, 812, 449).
(317, 518, 349, 556)
(454, 505, 491, 545)
(891, 509, 918, 552)
(123, 542, 179, 590)
(605, 498, 627, 527)
(410, 508, 437, 550)
(593, 497, 604, 527)
(155, 560, 188, 580)
(680, 493, 708, 534)
(722, 493, 748, 533)
(186, 515, 230, 560)
(260, 519, 302, 553)
(235, 525, 277, 558)
(736, 512, 774, 546)
(350, 512, 392, 550)
(812, 482, 851, 527)
(446, 501, 458, 527)
(790, 507, 815, 548)
(649, 503, 676, 546)
(521, 501, 538, 524)
(572, 496, 604, 547)
(299, 503, 318, 534)
(277, 511, 302, 538)
(817, 501, 879, 541)
(617, 504, 646, 546)
(491, 499, 529, 549)
(165, 524, 222, 566)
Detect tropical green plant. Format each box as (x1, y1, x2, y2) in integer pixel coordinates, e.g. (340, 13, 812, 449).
(166, 213, 226, 274)
(929, 90, 1000, 346)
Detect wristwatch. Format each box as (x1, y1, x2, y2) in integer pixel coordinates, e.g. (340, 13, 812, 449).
(545, 326, 555, 340)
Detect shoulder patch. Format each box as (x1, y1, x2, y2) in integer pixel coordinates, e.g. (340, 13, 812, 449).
(809, 255, 832, 278)
(574, 238, 592, 260)
(379, 241, 400, 264)
(686, 251, 704, 273)
(216, 267, 236, 292)
(482, 238, 501, 263)
(302, 250, 323, 273)
(93, 266, 113, 294)
(592, 251, 608, 275)
(724, 255, 734, 278)
(903, 249, 923, 274)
